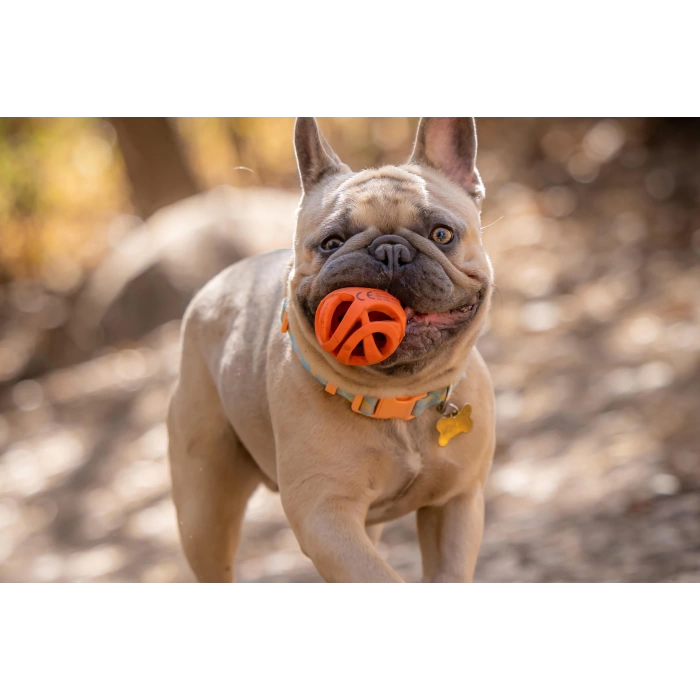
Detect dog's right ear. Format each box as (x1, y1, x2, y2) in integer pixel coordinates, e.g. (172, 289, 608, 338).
(294, 117, 349, 194)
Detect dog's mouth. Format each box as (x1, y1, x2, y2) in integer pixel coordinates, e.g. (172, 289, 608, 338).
(404, 297, 481, 333)
(302, 287, 485, 339)
(368, 289, 485, 372)
(298, 283, 486, 373)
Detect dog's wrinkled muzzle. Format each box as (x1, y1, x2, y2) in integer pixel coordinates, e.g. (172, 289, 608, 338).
(314, 287, 406, 365)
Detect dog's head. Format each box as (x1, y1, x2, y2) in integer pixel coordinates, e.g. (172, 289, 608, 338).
(288, 117, 493, 380)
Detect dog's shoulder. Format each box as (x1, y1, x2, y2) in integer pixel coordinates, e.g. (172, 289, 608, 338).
(184, 249, 291, 328)
(179, 248, 292, 365)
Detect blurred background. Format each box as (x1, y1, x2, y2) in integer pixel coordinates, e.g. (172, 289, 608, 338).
(0, 117, 699, 582)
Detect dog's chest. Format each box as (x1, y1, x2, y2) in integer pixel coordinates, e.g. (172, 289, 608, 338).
(365, 422, 462, 523)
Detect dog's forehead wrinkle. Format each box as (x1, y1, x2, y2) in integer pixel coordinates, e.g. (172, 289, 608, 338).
(346, 164, 423, 187)
(302, 165, 477, 239)
(340, 177, 429, 233)
(343, 167, 428, 197)
(332, 166, 482, 239)
(320, 205, 352, 235)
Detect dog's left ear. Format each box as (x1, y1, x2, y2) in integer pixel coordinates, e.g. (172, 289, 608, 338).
(409, 118, 484, 199)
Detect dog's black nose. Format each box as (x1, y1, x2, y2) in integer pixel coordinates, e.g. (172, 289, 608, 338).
(368, 235, 416, 275)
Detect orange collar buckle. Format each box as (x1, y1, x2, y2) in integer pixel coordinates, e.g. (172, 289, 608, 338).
(351, 393, 428, 420)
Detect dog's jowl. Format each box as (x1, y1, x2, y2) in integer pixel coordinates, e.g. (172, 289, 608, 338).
(167, 117, 495, 582)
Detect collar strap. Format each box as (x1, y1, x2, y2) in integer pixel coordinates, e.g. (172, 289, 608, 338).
(280, 300, 462, 421)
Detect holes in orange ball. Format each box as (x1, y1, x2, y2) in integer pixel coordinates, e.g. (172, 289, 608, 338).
(314, 287, 406, 366)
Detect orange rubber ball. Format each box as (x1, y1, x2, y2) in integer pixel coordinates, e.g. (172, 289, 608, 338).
(314, 287, 406, 366)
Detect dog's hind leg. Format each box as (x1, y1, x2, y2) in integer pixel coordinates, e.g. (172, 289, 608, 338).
(167, 349, 261, 583)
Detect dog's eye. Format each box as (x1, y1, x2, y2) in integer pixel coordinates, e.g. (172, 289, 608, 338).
(430, 226, 454, 245)
(320, 236, 344, 252)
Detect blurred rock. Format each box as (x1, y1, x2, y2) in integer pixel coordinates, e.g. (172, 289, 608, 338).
(72, 185, 298, 347)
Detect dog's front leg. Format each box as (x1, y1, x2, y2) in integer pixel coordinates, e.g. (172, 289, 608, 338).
(282, 491, 403, 583)
(416, 486, 485, 583)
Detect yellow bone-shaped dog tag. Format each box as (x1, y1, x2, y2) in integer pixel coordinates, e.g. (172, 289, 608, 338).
(436, 404, 473, 447)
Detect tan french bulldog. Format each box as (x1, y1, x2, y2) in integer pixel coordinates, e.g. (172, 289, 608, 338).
(167, 117, 495, 582)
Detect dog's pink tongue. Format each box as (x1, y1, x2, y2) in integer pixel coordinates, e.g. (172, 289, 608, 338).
(405, 306, 468, 330)
(406, 306, 446, 324)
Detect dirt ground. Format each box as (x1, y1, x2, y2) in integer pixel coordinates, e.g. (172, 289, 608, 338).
(1, 118, 699, 582)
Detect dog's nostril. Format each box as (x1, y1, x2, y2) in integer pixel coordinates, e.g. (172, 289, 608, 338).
(369, 235, 416, 274)
(396, 244, 412, 265)
(374, 243, 411, 262)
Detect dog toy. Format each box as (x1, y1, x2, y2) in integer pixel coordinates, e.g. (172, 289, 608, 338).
(314, 287, 406, 366)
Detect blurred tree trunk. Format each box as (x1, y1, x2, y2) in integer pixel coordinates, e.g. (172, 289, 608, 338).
(108, 118, 201, 218)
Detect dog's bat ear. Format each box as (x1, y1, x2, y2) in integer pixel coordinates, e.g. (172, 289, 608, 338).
(409, 118, 484, 199)
(294, 118, 349, 193)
